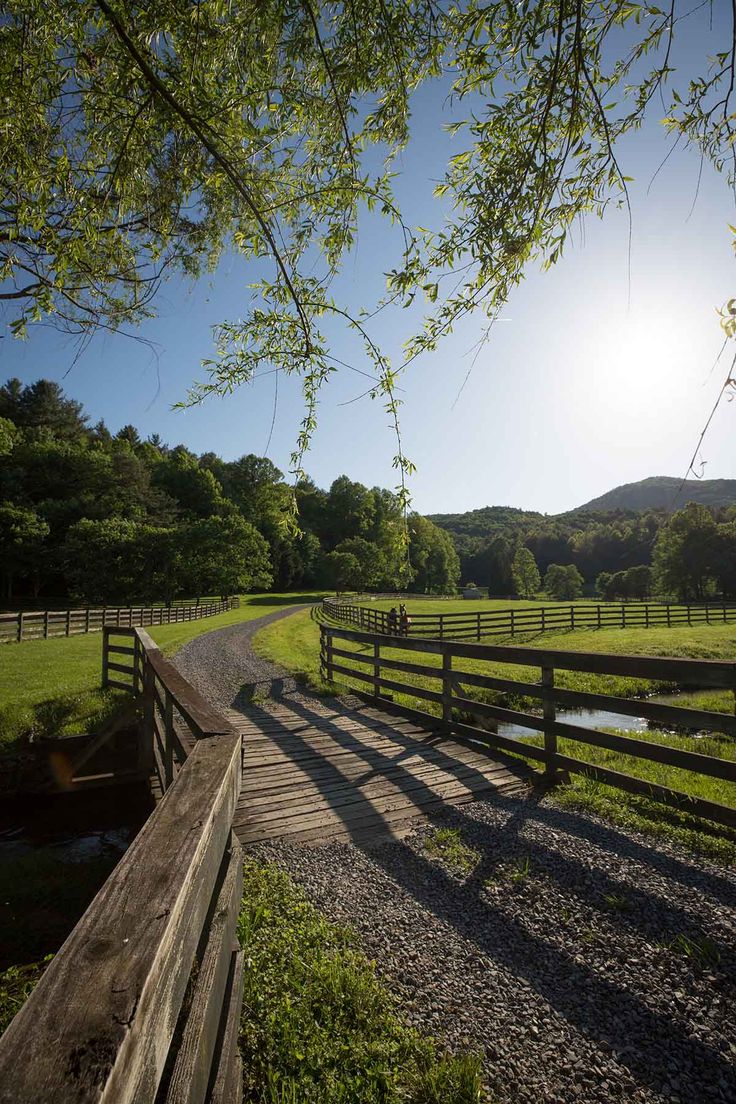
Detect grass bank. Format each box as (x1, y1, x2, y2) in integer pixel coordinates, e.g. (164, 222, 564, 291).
(238, 858, 483, 1103)
(254, 610, 736, 860)
(0, 593, 323, 750)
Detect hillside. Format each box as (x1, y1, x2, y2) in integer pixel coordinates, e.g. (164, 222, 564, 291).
(574, 476, 736, 513)
(426, 505, 544, 539)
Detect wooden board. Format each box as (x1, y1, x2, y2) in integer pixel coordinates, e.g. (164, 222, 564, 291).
(221, 701, 531, 846)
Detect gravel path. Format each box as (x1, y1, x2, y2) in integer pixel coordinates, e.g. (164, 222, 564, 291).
(171, 602, 315, 710)
(255, 796, 736, 1104)
(172, 605, 736, 1102)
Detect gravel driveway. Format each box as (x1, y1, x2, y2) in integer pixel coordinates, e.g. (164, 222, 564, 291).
(171, 602, 314, 709)
(172, 604, 736, 1102)
(255, 796, 736, 1104)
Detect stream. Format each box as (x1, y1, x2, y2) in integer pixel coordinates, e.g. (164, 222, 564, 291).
(492, 690, 725, 740)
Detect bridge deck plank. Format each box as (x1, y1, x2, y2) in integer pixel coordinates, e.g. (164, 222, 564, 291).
(222, 700, 531, 846)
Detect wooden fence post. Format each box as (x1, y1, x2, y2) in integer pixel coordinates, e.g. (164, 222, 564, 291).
(44, 610, 49, 638)
(102, 627, 110, 688)
(542, 665, 556, 774)
(66, 609, 71, 637)
(442, 648, 453, 725)
(17, 612, 23, 643)
(85, 607, 90, 633)
(164, 689, 174, 790)
(597, 605, 601, 630)
(570, 606, 575, 631)
(373, 639, 381, 699)
(510, 609, 515, 636)
(139, 659, 155, 777)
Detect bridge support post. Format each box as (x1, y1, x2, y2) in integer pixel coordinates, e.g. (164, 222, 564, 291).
(139, 658, 155, 777)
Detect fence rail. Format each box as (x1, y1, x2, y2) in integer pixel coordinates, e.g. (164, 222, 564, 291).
(320, 623, 736, 829)
(323, 596, 736, 641)
(0, 627, 245, 1103)
(0, 596, 239, 644)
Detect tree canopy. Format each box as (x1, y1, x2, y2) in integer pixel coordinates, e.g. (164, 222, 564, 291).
(2, 1, 734, 492)
(0, 377, 459, 602)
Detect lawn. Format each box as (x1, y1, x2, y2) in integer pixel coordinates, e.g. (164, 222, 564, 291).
(254, 610, 736, 860)
(0, 592, 324, 749)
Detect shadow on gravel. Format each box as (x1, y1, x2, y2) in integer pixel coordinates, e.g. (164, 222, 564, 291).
(239, 687, 735, 1102)
(360, 797, 735, 1102)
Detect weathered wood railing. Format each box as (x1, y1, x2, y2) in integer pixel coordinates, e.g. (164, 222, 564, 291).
(0, 596, 239, 644)
(0, 627, 245, 1102)
(323, 596, 736, 640)
(320, 623, 736, 828)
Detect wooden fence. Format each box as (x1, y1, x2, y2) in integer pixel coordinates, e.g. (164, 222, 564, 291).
(0, 597, 239, 644)
(323, 596, 736, 641)
(0, 626, 245, 1103)
(320, 623, 736, 828)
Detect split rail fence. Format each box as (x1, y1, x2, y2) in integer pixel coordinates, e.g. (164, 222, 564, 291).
(0, 625, 245, 1103)
(323, 596, 736, 641)
(0, 596, 239, 644)
(320, 623, 736, 828)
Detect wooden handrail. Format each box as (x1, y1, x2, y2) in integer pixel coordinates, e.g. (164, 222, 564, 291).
(320, 623, 736, 828)
(0, 630, 246, 1102)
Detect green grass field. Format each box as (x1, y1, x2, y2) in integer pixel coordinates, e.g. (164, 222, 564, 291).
(254, 610, 736, 861)
(256, 609, 736, 703)
(0, 592, 324, 749)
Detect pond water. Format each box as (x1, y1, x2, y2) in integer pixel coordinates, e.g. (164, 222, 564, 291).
(0, 784, 154, 969)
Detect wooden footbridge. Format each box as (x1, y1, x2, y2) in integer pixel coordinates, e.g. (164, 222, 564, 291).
(229, 698, 530, 846)
(0, 614, 734, 1103)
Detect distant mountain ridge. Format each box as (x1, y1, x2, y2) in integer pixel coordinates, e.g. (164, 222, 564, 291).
(427, 476, 736, 546)
(574, 476, 736, 513)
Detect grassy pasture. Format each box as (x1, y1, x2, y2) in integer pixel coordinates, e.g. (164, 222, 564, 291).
(0, 592, 324, 749)
(254, 610, 736, 860)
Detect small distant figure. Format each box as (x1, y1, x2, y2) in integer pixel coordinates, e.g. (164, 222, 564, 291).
(387, 606, 399, 634)
(399, 604, 411, 637)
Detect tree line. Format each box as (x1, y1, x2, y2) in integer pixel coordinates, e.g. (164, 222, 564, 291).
(0, 380, 459, 605)
(438, 503, 736, 602)
(484, 506, 736, 603)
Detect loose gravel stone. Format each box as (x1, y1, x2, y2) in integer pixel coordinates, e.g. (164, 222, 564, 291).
(172, 603, 315, 708)
(253, 801, 736, 1104)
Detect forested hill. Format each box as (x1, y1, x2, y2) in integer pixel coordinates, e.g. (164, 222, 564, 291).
(574, 476, 736, 513)
(0, 379, 459, 604)
(428, 485, 736, 594)
(427, 505, 545, 539)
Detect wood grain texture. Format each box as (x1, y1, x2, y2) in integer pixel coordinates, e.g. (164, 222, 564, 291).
(163, 835, 243, 1104)
(218, 700, 532, 846)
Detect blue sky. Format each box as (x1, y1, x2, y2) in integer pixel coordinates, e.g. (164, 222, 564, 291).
(3, 12, 734, 516)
